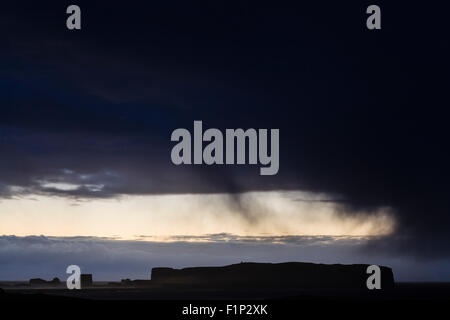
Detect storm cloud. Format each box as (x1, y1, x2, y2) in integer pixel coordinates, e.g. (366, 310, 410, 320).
(0, 1, 449, 258)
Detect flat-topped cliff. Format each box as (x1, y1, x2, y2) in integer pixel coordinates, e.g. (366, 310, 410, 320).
(151, 262, 394, 289)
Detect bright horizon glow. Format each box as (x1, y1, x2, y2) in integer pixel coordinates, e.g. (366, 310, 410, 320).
(0, 191, 396, 240)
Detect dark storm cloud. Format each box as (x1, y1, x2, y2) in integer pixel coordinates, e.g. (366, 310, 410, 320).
(0, 1, 450, 256)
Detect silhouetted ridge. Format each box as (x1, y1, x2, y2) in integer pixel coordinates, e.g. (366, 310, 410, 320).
(151, 262, 394, 289)
(29, 277, 60, 285)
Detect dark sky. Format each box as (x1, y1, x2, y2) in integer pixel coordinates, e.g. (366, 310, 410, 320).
(1, 1, 450, 259)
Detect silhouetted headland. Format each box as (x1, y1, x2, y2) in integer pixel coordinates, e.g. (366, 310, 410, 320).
(80, 274, 93, 287)
(150, 262, 394, 289)
(29, 277, 61, 286)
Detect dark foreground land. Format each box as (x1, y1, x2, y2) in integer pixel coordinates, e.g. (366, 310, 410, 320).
(1, 263, 449, 318)
(1, 284, 450, 319)
(2, 282, 450, 300)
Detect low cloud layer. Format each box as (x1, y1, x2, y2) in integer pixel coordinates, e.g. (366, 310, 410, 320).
(1, 235, 450, 282)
